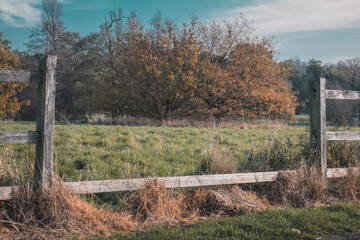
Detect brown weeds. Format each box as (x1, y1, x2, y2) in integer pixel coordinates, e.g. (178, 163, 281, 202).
(120, 180, 186, 225)
(0, 181, 135, 240)
(271, 165, 326, 208)
(2, 165, 359, 240)
(329, 167, 360, 201)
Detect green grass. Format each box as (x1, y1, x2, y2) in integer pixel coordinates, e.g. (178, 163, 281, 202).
(0, 116, 359, 183)
(89, 203, 360, 240)
(0, 121, 307, 182)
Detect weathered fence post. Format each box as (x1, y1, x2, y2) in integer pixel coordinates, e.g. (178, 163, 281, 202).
(34, 55, 57, 189)
(309, 77, 327, 186)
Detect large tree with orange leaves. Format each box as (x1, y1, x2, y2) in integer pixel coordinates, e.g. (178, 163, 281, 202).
(102, 12, 296, 122)
(0, 33, 29, 118)
(193, 19, 296, 122)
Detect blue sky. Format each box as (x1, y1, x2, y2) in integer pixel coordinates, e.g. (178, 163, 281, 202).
(1, 0, 360, 64)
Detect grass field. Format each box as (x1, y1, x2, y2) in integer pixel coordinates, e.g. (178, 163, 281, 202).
(0, 121, 306, 182)
(0, 116, 359, 185)
(91, 203, 360, 240)
(1, 116, 360, 240)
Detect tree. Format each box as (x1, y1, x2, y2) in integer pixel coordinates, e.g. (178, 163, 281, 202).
(26, 0, 64, 55)
(0, 33, 29, 118)
(103, 11, 200, 122)
(337, 57, 360, 90)
(194, 18, 296, 122)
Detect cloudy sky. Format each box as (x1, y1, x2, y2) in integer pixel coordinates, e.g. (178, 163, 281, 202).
(1, 0, 359, 63)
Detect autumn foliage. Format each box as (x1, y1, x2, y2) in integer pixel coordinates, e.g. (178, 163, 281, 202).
(0, 33, 29, 118)
(103, 12, 296, 122)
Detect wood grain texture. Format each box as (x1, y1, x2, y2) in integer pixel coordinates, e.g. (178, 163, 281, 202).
(327, 167, 360, 178)
(0, 131, 40, 144)
(1, 168, 359, 200)
(319, 78, 327, 185)
(309, 78, 327, 185)
(326, 131, 360, 141)
(0, 69, 38, 83)
(325, 89, 360, 100)
(0, 186, 16, 200)
(64, 171, 287, 194)
(35, 55, 57, 189)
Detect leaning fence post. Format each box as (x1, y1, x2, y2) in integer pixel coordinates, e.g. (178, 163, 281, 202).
(34, 55, 57, 189)
(309, 77, 327, 186)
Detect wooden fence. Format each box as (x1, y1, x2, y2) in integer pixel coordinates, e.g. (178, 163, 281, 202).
(309, 77, 360, 184)
(0, 55, 57, 190)
(0, 63, 359, 200)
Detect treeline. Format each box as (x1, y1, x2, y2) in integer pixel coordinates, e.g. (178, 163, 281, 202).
(5, 0, 295, 123)
(1, 0, 359, 124)
(287, 58, 360, 125)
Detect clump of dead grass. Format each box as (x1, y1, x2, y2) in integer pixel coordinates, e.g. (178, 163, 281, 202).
(271, 164, 326, 208)
(329, 167, 360, 201)
(0, 181, 135, 240)
(181, 186, 267, 217)
(120, 180, 186, 225)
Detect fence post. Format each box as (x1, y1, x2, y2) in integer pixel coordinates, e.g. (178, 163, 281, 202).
(34, 55, 57, 189)
(309, 77, 327, 186)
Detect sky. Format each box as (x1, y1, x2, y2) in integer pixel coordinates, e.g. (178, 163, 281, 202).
(0, 0, 360, 64)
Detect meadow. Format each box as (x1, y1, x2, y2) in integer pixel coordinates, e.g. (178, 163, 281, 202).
(1, 116, 360, 240)
(0, 115, 359, 186)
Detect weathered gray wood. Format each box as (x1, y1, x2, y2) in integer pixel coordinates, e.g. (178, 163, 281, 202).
(326, 131, 360, 141)
(1, 168, 359, 200)
(325, 89, 360, 100)
(0, 131, 40, 144)
(64, 167, 360, 194)
(0, 186, 16, 200)
(64, 171, 285, 194)
(319, 78, 327, 185)
(34, 55, 57, 189)
(0, 69, 38, 83)
(327, 167, 360, 178)
(309, 78, 327, 185)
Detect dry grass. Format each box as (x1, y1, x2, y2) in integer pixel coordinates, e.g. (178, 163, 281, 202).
(0, 179, 269, 239)
(85, 114, 289, 129)
(1, 164, 360, 239)
(0, 181, 135, 240)
(181, 186, 267, 217)
(120, 180, 186, 225)
(271, 164, 326, 208)
(329, 167, 360, 201)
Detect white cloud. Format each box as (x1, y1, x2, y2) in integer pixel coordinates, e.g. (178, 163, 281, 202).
(0, 0, 42, 27)
(217, 0, 360, 35)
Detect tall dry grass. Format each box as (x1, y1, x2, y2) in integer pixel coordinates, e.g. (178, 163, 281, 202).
(1, 164, 360, 240)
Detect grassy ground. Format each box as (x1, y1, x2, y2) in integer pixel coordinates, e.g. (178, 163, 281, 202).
(0, 116, 359, 184)
(90, 203, 360, 240)
(0, 121, 307, 182)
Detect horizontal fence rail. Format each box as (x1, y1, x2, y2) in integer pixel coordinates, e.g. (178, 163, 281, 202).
(327, 131, 360, 141)
(0, 69, 38, 83)
(0, 131, 40, 144)
(325, 89, 360, 100)
(1, 168, 358, 200)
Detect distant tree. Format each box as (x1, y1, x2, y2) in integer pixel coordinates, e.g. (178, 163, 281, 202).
(26, 0, 64, 55)
(337, 57, 360, 90)
(0, 33, 29, 118)
(194, 18, 296, 122)
(284, 58, 308, 114)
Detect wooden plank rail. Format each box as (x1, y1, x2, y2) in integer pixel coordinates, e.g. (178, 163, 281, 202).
(325, 89, 360, 100)
(64, 171, 282, 194)
(1, 168, 357, 200)
(0, 69, 38, 83)
(0, 186, 16, 200)
(327, 131, 360, 141)
(0, 131, 40, 144)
